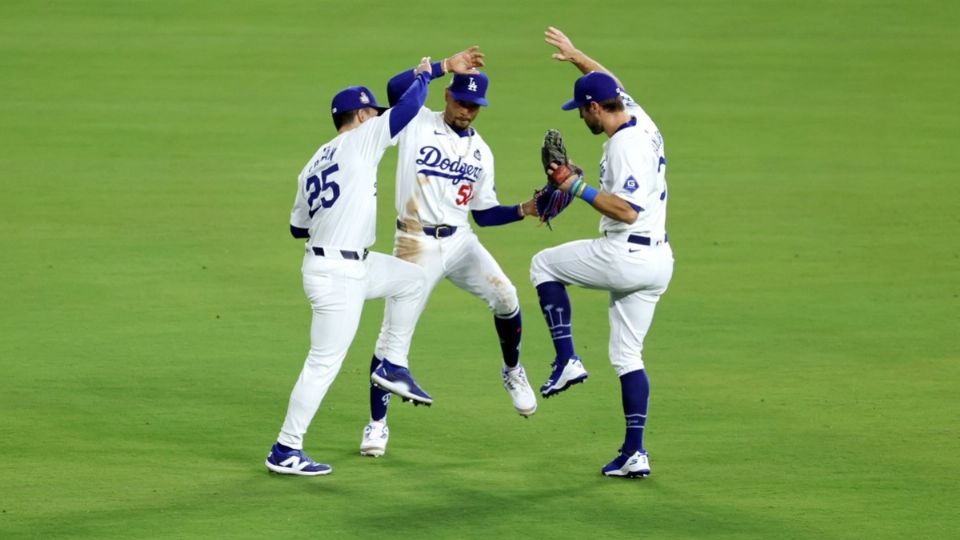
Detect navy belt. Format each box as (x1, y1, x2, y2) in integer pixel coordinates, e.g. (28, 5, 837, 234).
(396, 219, 458, 238)
(311, 247, 368, 260)
(627, 233, 668, 246)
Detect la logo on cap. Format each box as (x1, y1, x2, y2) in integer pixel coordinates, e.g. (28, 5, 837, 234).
(468, 77, 478, 92)
(359, 92, 370, 104)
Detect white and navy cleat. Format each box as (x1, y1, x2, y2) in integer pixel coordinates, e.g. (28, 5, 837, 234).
(360, 421, 389, 457)
(539, 356, 588, 398)
(601, 449, 651, 478)
(265, 443, 332, 476)
(371, 359, 433, 406)
(502, 364, 537, 417)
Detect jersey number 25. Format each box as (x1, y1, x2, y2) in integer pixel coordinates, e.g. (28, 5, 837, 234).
(306, 164, 341, 217)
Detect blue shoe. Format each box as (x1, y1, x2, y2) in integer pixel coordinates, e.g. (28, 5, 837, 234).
(601, 449, 650, 478)
(540, 356, 588, 398)
(265, 443, 332, 476)
(370, 359, 433, 406)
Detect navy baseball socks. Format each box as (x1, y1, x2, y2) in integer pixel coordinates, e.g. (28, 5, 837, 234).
(493, 308, 522, 369)
(536, 282, 588, 397)
(602, 369, 652, 478)
(536, 282, 575, 359)
(369, 356, 391, 421)
(620, 369, 649, 454)
(362, 357, 393, 457)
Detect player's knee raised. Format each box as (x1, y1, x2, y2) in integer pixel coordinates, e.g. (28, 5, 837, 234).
(529, 251, 552, 286)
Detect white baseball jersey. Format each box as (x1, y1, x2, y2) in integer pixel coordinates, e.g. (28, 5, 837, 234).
(597, 91, 668, 237)
(290, 110, 399, 251)
(393, 108, 499, 227)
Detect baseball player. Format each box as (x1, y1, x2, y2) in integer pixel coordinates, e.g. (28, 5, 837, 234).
(532, 27, 674, 478)
(359, 52, 540, 457)
(265, 55, 450, 476)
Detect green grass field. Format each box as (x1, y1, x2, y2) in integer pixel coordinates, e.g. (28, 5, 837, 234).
(2, 0, 958, 538)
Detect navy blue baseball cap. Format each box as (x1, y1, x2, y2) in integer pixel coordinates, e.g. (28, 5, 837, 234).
(449, 72, 489, 107)
(561, 71, 622, 111)
(330, 86, 388, 116)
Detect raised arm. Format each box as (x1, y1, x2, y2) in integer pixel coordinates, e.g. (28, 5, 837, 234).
(387, 57, 434, 138)
(544, 26, 624, 89)
(386, 46, 485, 106)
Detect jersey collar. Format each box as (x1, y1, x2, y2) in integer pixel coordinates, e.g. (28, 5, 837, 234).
(613, 116, 637, 135)
(445, 122, 474, 138)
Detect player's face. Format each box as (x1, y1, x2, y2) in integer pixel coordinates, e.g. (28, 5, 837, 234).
(579, 104, 603, 135)
(444, 90, 481, 130)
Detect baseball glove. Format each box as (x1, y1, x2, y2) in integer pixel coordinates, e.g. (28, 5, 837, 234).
(534, 129, 580, 228)
(541, 128, 582, 186)
(534, 185, 574, 229)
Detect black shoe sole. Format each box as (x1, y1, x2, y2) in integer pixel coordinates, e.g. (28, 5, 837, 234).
(540, 376, 587, 399)
(370, 378, 433, 406)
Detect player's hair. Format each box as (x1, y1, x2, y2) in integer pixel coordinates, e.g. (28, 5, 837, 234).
(332, 110, 359, 130)
(598, 97, 625, 113)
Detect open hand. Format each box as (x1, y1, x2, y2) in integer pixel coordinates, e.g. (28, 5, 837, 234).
(545, 26, 578, 62)
(446, 46, 485, 74)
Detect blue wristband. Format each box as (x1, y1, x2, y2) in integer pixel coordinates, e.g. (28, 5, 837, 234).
(580, 184, 599, 205)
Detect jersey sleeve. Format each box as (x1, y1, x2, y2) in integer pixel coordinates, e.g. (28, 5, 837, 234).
(387, 71, 433, 137)
(605, 141, 653, 211)
(387, 61, 445, 106)
(468, 149, 499, 211)
(289, 173, 311, 229)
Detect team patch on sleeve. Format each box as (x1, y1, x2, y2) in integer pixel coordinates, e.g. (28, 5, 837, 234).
(622, 175, 639, 193)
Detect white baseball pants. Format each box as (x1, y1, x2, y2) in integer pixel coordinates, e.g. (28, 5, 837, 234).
(374, 226, 519, 359)
(277, 250, 425, 449)
(530, 237, 674, 376)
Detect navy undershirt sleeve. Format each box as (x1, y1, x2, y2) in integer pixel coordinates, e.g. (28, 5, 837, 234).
(471, 205, 523, 227)
(290, 225, 310, 238)
(387, 71, 433, 139)
(387, 61, 445, 106)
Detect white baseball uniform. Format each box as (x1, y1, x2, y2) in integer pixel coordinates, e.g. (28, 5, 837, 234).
(278, 108, 427, 449)
(530, 90, 674, 376)
(372, 108, 519, 360)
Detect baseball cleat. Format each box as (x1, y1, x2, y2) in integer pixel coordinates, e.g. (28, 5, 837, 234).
(265, 443, 332, 476)
(601, 449, 651, 478)
(502, 364, 537, 417)
(540, 356, 588, 398)
(360, 421, 389, 457)
(371, 359, 433, 406)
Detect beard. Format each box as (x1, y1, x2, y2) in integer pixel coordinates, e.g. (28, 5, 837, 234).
(450, 117, 472, 130)
(586, 117, 603, 134)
